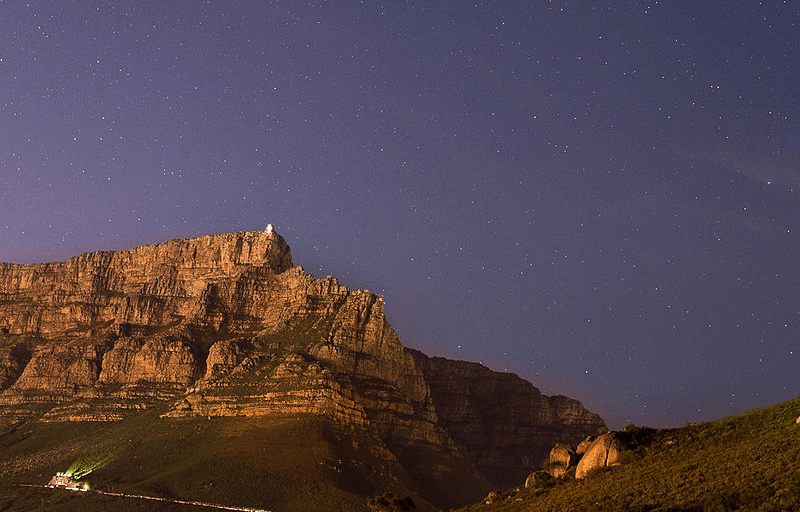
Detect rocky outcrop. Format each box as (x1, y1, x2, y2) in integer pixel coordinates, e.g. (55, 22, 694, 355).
(0, 345, 31, 391)
(575, 432, 626, 479)
(539, 432, 627, 480)
(408, 349, 605, 489)
(0, 227, 605, 508)
(576, 435, 595, 455)
(204, 340, 244, 379)
(548, 443, 578, 478)
(0, 342, 106, 402)
(99, 334, 201, 386)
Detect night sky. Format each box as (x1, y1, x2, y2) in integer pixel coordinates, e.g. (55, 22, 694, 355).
(2, 1, 798, 428)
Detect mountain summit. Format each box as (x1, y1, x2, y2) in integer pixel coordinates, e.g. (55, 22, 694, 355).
(0, 227, 604, 511)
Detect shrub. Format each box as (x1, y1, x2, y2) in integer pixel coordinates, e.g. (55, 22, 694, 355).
(527, 470, 556, 490)
(367, 493, 416, 512)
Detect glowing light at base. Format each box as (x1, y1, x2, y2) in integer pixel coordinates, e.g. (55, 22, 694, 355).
(65, 453, 113, 479)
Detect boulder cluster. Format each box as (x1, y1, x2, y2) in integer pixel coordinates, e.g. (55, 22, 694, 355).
(482, 431, 628, 506)
(538, 431, 627, 482)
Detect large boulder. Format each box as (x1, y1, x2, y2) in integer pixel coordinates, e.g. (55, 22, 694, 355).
(548, 443, 578, 478)
(576, 435, 595, 455)
(575, 432, 625, 479)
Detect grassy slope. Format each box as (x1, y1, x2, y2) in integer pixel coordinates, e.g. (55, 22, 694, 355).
(457, 397, 800, 512)
(0, 406, 417, 512)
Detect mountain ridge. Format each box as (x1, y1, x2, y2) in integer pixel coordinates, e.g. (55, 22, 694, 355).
(0, 227, 604, 511)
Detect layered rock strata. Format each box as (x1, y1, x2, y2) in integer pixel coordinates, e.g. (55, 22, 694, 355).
(0, 227, 604, 498)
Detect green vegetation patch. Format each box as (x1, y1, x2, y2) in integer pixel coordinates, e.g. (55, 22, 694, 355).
(0, 407, 403, 512)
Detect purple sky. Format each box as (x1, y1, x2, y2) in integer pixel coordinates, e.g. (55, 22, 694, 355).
(1, 1, 798, 428)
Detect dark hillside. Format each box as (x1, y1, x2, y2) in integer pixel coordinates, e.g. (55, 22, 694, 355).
(457, 397, 800, 512)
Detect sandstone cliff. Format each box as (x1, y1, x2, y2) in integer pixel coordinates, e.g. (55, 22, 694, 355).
(0, 227, 604, 507)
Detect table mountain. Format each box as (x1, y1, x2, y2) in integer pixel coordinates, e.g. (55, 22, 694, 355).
(0, 227, 604, 511)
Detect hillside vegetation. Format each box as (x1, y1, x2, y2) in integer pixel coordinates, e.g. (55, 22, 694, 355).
(457, 398, 800, 512)
(0, 407, 395, 512)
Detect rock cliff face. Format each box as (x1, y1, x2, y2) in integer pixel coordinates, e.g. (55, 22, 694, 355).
(0, 230, 292, 335)
(409, 350, 605, 489)
(0, 227, 604, 507)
